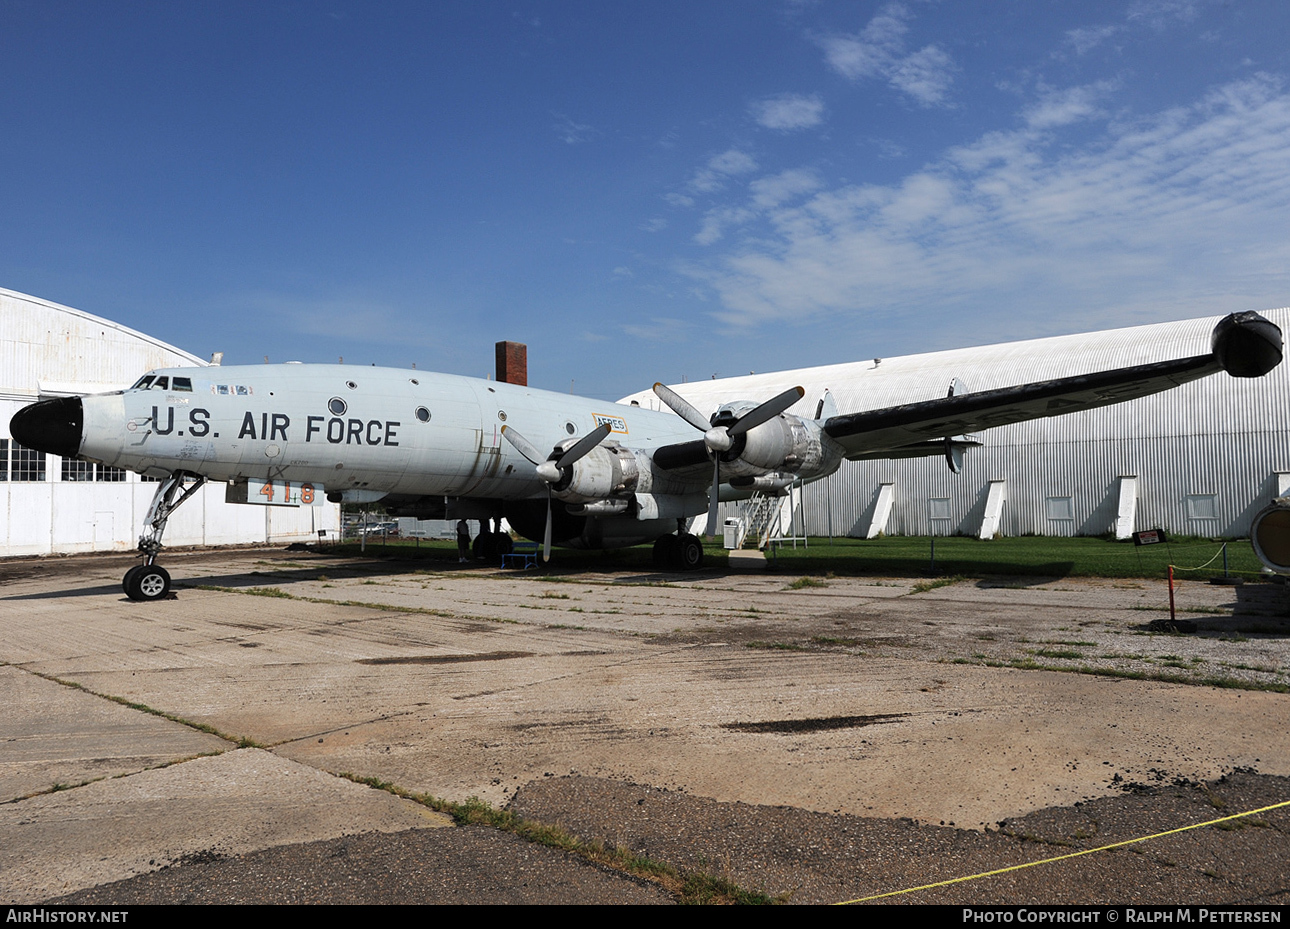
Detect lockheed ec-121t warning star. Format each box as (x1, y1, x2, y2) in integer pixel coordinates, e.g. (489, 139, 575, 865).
(9, 311, 1283, 601)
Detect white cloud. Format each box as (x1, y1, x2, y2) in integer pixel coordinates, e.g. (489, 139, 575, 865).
(687, 148, 758, 194)
(749, 169, 822, 210)
(1023, 82, 1115, 129)
(552, 114, 597, 145)
(621, 316, 692, 342)
(684, 76, 1290, 333)
(1127, 0, 1206, 27)
(750, 93, 825, 131)
(1065, 24, 1123, 55)
(816, 3, 955, 106)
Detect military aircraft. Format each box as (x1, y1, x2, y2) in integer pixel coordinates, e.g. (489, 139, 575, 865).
(9, 311, 1283, 601)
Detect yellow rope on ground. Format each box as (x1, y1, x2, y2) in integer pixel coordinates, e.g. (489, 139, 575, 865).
(834, 799, 1290, 904)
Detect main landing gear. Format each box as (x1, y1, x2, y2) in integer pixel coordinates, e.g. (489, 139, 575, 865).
(472, 518, 514, 561)
(652, 523, 704, 571)
(123, 470, 206, 602)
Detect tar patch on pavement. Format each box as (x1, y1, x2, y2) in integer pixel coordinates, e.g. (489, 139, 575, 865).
(722, 712, 909, 734)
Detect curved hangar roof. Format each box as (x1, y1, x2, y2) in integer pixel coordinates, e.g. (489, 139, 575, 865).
(0, 287, 205, 402)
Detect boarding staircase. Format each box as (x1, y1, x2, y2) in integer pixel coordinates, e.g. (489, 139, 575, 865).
(739, 492, 783, 550)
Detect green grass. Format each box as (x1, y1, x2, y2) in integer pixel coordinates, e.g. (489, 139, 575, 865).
(311, 534, 1260, 581)
(339, 774, 780, 904)
(764, 535, 1263, 580)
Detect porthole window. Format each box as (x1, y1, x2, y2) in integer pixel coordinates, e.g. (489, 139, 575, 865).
(565, 422, 576, 435)
(345, 380, 358, 390)
(415, 406, 431, 423)
(328, 397, 347, 416)
(410, 378, 419, 386)
(497, 411, 507, 422)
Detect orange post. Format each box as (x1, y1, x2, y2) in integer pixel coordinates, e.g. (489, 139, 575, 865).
(1168, 565, 1176, 623)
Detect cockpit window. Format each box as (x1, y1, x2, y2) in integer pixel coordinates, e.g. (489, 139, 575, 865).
(131, 375, 155, 390)
(172, 376, 192, 392)
(152, 376, 169, 390)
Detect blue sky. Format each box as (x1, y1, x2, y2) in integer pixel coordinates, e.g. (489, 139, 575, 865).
(4, 1, 1290, 398)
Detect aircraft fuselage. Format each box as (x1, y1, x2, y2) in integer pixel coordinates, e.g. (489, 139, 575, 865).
(83, 365, 700, 503)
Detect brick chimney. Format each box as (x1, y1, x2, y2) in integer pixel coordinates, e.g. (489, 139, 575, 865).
(495, 341, 527, 386)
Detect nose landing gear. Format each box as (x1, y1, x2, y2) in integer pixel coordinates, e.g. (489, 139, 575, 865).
(124, 471, 205, 602)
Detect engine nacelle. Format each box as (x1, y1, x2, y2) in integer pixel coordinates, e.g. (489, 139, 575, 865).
(551, 443, 650, 503)
(1251, 497, 1290, 573)
(712, 407, 842, 482)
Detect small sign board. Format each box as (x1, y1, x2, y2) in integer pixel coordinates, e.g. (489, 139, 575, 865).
(226, 479, 323, 507)
(1133, 529, 1167, 546)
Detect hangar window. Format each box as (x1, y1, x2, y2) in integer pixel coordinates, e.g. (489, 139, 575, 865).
(928, 497, 952, 521)
(97, 464, 127, 482)
(1185, 494, 1219, 521)
(11, 443, 46, 482)
(1046, 496, 1074, 521)
(0, 439, 7, 480)
(61, 458, 94, 482)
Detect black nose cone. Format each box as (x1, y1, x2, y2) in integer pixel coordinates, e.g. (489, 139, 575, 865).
(9, 397, 83, 457)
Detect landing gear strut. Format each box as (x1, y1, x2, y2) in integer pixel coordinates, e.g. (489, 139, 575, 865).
(123, 471, 206, 602)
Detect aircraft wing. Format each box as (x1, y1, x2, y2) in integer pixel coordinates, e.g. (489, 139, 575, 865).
(822, 311, 1281, 458)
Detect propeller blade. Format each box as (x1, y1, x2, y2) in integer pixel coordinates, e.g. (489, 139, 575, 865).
(500, 425, 546, 466)
(652, 383, 713, 432)
(555, 422, 612, 469)
(728, 386, 805, 437)
(707, 455, 720, 539)
(543, 490, 553, 563)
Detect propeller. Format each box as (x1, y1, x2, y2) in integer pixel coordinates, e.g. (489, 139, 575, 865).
(501, 422, 612, 562)
(652, 383, 805, 537)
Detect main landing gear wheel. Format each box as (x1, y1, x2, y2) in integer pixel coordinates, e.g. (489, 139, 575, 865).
(653, 534, 680, 569)
(653, 533, 704, 571)
(677, 533, 704, 571)
(125, 564, 171, 602)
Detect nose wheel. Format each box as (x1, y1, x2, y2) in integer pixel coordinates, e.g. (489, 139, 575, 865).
(123, 470, 203, 603)
(123, 564, 172, 602)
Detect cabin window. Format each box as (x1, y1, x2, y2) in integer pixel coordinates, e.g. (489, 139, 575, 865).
(131, 375, 155, 390)
(329, 397, 347, 416)
(152, 376, 169, 390)
(172, 376, 192, 392)
(415, 407, 431, 423)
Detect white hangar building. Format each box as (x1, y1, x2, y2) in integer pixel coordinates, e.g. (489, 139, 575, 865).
(624, 310, 1290, 542)
(0, 288, 338, 557)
